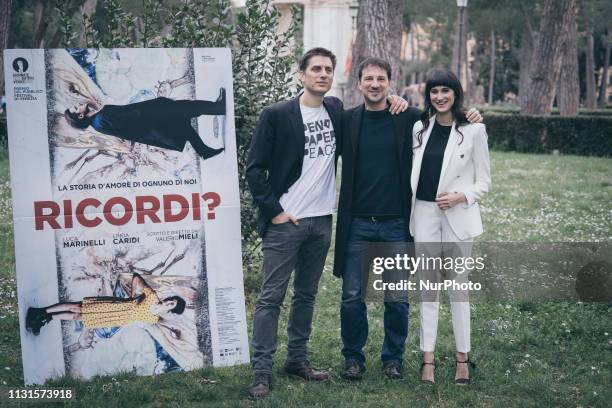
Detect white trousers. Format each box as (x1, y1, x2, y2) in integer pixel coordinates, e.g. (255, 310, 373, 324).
(413, 199, 472, 353)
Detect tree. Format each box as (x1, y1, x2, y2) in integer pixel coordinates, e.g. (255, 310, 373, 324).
(346, 0, 405, 107)
(465, 0, 526, 104)
(598, 29, 611, 107)
(558, 3, 579, 116)
(33, 0, 53, 47)
(488, 30, 495, 104)
(77, 0, 97, 47)
(518, 2, 538, 109)
(451, 5, 469, 95)
(0, 0, 11, 96)
(580, 0, 597, 108)
(521, 0, 576, 116)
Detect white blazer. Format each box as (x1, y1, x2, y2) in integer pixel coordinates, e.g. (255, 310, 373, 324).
(409, 116, 491, 240)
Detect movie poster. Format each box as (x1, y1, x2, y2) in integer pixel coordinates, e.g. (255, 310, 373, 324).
(3, 48, 249, 385)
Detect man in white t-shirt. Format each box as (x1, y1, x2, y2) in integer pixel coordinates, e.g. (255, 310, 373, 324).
(245, 48, 407, 399)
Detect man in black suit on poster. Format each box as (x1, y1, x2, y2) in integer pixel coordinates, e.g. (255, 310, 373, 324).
(334, 57, 482, 381)
(64, 89, 226, 159)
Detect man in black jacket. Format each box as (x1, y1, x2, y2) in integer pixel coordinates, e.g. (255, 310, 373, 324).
(245, 48, 407, 399)
(334, 58, 482, 381)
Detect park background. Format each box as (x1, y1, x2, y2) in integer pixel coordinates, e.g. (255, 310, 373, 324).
(0, 0, 610, 406)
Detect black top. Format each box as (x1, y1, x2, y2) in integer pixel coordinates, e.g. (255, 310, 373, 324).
(352, 109, 403, 217)
(416, 121, 452, 202)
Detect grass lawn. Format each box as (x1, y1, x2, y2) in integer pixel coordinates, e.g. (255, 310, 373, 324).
(0, 151, 610, 407)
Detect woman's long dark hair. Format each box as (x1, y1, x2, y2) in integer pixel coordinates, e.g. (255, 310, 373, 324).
(64, 106, 92, 129)
(415, 68, 468, 148)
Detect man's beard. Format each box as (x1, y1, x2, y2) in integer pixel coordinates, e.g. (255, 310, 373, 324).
(363, 92, 386, 106)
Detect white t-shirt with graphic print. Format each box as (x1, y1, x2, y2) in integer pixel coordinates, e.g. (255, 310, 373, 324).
(279, 104, 336, 220)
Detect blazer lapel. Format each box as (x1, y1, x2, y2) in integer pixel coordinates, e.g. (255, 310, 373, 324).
(350, 105, 364, 158)
(411, 117, 435, 195)
(437, 121, 459, 193)
(392, 114, 405, 166)
(289, 95, 305, 162)
(322, 98, 340, 137)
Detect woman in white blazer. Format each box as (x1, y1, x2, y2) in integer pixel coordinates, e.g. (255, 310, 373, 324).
(410, 69, 491, 385)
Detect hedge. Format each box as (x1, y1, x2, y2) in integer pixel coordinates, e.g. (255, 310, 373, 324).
(485, 113, 612, 157)
(480, 107, 612, 117)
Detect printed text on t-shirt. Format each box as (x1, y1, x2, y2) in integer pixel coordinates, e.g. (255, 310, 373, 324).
(303, 119, 335, 158)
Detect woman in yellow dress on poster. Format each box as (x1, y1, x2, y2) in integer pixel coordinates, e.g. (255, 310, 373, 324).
(26, 273, 186, 335)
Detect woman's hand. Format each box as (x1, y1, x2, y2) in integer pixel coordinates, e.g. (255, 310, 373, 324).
(387, 95, 409, 115)
(465, 108, 482, 123)
(435, 192, 467, 210)
(131, 273, 147, 297)
(78, 329, 96, 349)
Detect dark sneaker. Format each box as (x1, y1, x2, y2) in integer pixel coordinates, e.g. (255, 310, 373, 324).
(341, 361, 365, 380)
(247, 373, 271, 399)
(283, 360, 329, 381)
(382, 362, 402, 379)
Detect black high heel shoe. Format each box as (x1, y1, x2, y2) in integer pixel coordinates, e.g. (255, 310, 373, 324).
(26, 307, 52, 336)
(216, 87, 226, 103)
(420, 361, 436, 384)
(214, 88, 226, 115)
(455, 359, 476, 385)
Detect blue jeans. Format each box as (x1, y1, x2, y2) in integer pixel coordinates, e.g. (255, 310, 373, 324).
(340, 217, 409, 367)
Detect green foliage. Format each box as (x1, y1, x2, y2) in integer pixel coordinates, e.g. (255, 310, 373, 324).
(161, 0, 232, 48)
(474, 34, 520, 101)
(484, 113, 612, 157)
(55, 0, 78, 46)
(139, 0, 165, 47)
(82, 11, 100, 48)
(99, 0, 137, 47)
(53, 0, 300, 291)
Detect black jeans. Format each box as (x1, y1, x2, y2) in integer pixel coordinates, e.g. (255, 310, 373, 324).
(251, 215, 332, 375)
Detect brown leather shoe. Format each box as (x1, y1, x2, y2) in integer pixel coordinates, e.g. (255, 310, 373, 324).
(341, 361, 365, 380)
(283, 360, 329, 381)
(382, 362, 402, 379)
(247, 373, 271, 399)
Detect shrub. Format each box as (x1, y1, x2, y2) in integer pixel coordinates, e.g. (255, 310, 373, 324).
(485, 113, 612, 157)
(479, 106, 612, 117)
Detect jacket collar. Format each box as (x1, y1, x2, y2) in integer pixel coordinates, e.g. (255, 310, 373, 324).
(289, 95, 305, 161)
(350, 104, 365, 157)
(439, 119, 459, 188)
